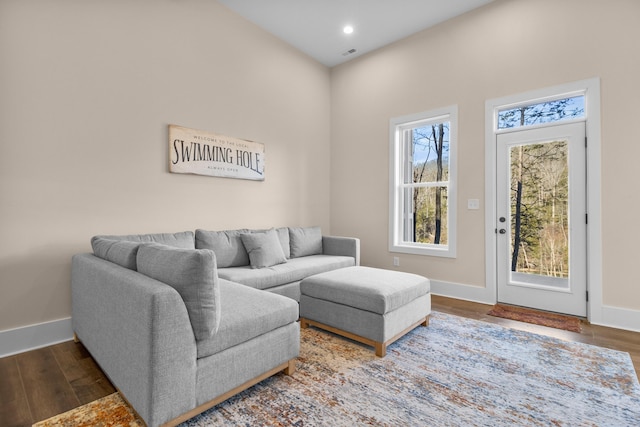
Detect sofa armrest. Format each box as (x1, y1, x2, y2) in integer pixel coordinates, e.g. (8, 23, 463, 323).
(71, 253, 197, 427)
(322, 236, 360, 266)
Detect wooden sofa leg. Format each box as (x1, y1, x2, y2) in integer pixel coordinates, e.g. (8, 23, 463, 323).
(284, 359, 296, 376)
(421, 315, 430, 327)
(299, 318, 309, 329)
(73, 332, 80, 343)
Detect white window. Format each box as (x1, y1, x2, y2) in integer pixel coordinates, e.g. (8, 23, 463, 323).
(389, 105, 457, 257)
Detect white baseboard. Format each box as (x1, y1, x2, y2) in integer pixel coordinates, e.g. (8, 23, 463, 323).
(0, 317, 73, 358)
(431, 279, 640, 333)
(430, 279, 496, 306)
(596, 305, 640, 333)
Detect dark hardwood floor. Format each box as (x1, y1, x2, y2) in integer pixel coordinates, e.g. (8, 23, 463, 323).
(0, 340, 115, 427)
(1, 295, 638, 427)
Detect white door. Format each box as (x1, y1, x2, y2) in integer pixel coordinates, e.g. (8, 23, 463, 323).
(496, 122, 587, 317)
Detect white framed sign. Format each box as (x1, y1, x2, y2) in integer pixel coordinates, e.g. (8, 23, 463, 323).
(169, 124, 265, 181)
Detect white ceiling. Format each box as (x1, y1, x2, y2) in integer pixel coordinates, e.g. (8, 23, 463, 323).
(217, 0, 495, 67)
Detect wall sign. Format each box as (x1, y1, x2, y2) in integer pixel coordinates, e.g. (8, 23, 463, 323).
(169, 124, 265, 181)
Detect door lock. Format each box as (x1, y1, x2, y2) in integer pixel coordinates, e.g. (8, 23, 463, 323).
(498, 217, 507, 234)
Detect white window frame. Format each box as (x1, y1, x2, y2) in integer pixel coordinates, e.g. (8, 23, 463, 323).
(389, 105, 457, 258)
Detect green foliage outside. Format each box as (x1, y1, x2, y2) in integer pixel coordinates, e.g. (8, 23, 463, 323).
(412, 187, 448, 245)
(410, 123, 449, 245)
(510, 141, 569, 277)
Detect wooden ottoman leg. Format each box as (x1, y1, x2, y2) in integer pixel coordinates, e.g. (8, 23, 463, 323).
(284, 359, 296, 375)
(300, 318, 309, 329)
(422, 315, 430, 327)
(375, 342, 387, 358)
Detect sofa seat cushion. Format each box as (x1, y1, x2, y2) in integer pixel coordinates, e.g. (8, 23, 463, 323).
(196, 280, 298, 359)
(217, 255, 356, 290)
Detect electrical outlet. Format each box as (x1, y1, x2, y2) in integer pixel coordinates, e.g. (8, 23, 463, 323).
(393, 257, 400, 267)
(467, 199, 480, 210)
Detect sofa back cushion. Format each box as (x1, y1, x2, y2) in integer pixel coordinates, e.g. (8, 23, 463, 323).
(240, 229, 288, 269)
(289, 226, 323, 258)
(274, 227, 291, 259)
(137, 243, 221, 340)
(94, 231, 195, 249)
(91, 237, 140, 270)
(195, 229, 250, 268)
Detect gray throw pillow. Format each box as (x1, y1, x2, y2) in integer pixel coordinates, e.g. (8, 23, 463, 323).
(195, 229, 250, 268)
(91, 237, 140, 270)
(289, 226, 323, 258)
(137, 244, 221, 340)
(253, 227, 291, 259)
(240, 229, 288, 269)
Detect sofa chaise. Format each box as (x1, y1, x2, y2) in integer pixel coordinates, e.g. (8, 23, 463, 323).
(71, 226, 359, 427)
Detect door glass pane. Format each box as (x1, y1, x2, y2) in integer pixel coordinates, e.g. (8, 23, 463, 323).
(509, 140, 569, 289)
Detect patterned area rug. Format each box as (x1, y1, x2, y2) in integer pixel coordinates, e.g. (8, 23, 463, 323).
(35, 312, 639, 426)
(487, 303, 583, 332)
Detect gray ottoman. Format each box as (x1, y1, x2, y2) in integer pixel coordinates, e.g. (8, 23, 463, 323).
(299, 266, 430, 357)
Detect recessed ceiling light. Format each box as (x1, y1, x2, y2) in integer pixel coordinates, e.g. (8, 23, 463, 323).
(343, 25, 354, 35)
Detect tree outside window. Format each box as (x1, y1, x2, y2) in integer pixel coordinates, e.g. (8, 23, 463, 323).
(407, 123, 450, 245)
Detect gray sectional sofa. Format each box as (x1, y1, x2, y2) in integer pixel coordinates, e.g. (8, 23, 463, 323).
(71, 226, 359, 427)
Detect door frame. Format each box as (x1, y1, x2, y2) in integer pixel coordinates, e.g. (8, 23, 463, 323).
(484, 78, 602, 322)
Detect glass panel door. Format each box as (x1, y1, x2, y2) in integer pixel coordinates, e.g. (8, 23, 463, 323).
(496, 122, 586, 317)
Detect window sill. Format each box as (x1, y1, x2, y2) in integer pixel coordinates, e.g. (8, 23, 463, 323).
(390, 243, 456, 258)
